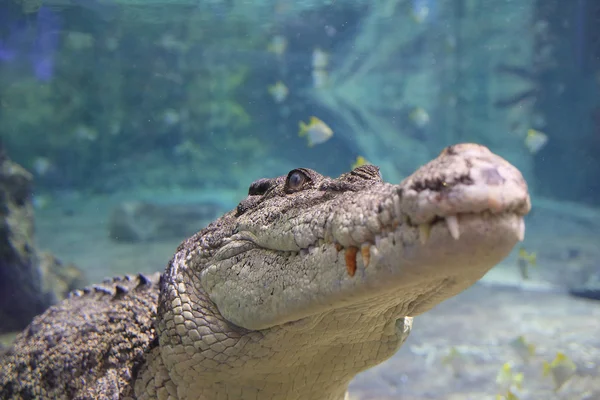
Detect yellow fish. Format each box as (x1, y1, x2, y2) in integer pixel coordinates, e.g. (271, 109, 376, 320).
(312, 48, 329, 69)
(267, 35, 287, 56)
(409, 107, 430, 128)
(509, 335, 536, 363)
(441, 346, 467, 377)
(411, 0, 430, 23)
(496, 363, 523, 392)
(496, 391, 520, 400)
(268, 81, 289, 103)
(524, 128, 548, 154)
(351, 156, 369, 170)
(517, 248, 537, 280)
(32, 157, 54, 176)
(543, 352, 576, 391)
(299, 117, 334, 147)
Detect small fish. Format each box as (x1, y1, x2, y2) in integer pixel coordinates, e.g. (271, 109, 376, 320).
(275, 0, 292, 15)
(411, 0, 431, 23)
(509, 335, 536, 363)
(543, 352, 576, 391)
(312, 69, 328, 88)
(298, 117, 334, 147)
(312, 48, 329, 69)
(157, 34, 188, 53)
(173, 139, 200, 157)
(74, 125, 97, 142)
(267, 35, 287, 56)
(496, 391, 520, 400)
(65, 32, 95, 51)
(524, 128, 548, 154)
(351, 156, 369, 170)
(409, 107, 430, 128)
(162, 109, 180, 126)
(444, 35, 457, 52)
(496, 363, 524, 392)
(517, 248, 537, 280)
(268, 81, 289, 103)
(32, 157, 53, 176)
(441, 346, 467, 377)
(32, 194, 51, 210)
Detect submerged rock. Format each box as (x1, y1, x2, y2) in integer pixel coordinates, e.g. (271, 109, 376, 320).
(569, 273, 600, 301)
(108, 200, 223, 243)
(0, 143, 86, 333)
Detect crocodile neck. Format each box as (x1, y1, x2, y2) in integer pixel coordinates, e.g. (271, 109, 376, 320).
(157, 295, 413, 400)
(139, 144, 530, 400)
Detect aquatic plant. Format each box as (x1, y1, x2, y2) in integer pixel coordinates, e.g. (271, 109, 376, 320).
(0, 1, 275, 192)
(0, 6, 61, 81)
(11, 0, 42, 14)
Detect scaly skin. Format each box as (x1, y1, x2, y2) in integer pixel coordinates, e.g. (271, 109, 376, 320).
(0, 144, 530, 400)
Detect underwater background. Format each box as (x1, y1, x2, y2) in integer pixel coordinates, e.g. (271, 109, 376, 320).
(0, 0, 599, 398)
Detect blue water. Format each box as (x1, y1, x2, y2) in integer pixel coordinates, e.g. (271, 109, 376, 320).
(1, 0, 599, 397)
(1, 0, 598, 202)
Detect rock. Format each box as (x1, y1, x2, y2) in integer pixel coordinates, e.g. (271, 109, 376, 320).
(0, 143, 86, 333)
(569, 273, 600, 301)
(39, 251, 86, 301)
(108, 200, 223, 243)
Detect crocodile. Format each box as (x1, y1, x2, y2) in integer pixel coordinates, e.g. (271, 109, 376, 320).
(0, 143, 530, 400)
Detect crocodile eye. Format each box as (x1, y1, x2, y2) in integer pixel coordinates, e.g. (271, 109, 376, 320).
(286, 169, 308, 191)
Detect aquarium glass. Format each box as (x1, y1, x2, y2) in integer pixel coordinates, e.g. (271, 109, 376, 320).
(0, 0, 599, 397)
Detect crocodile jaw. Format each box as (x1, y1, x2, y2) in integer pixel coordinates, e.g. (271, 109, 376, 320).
(200, 143, 530, 330)
(156, 143, 530, 400)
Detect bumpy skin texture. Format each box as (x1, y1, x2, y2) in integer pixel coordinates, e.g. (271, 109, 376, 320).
(0, 273, 160, 399)
(0, 144, 531, 400)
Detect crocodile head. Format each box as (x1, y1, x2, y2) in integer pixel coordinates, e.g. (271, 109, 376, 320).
(156, 143, 530, 400)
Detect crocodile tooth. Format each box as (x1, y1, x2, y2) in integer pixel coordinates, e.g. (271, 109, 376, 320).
(517, 218, 525, 241)
(345, 246, 358, 277)
(369, 245, 380, 265)
(418, 223, 431, 245)
(360, 243, 370, 268)
(445, 215, 460, 240)
(375, 235, 382, 248)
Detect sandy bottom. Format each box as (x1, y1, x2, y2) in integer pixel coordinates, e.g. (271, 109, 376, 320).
(34, 191, 600, 400)
(348, 285, 600, 399)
